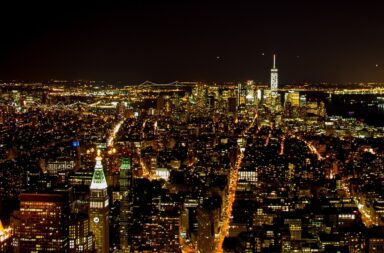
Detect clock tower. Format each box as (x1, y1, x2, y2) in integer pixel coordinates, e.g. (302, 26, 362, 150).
(89, 151, 109, 253)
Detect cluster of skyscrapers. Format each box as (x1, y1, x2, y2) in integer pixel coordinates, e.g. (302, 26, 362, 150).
(0, 55, 384, 253)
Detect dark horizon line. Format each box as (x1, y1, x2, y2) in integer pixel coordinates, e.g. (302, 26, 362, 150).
(2, 78, 384, 86)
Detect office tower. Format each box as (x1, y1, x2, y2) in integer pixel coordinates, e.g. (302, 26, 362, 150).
(287, 163, 295, 181)
(237, 83, 246, 106)
(69, 214, 94, 252)
(245, 80, 255, 106)
(141, 190, 180, 252)
(299, 94, 307, 106)
(89, 152, 109, 253)
(206, 94, 215, 110)
(285, 219, 302, 241)
(285, 91, 300, 107)
(237, 83, 241, 106)
(368, 227, 384, 253)
(196, 197, 220, 253)
(11, 90, 21, 109)
(69, 171, 93, 214)
(149, 156, 157, 175)
(228, 97, 237, 114)
(13, 193, 69, 253)
(271, 54, 278, 91)
(116, 101, 126, 116)
(119, 158, 132, 252)
(180, 198, 198, 244)
(156, 96, 165, 113)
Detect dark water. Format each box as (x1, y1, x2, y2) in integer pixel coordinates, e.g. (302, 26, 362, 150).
(302, 92, 384, 127)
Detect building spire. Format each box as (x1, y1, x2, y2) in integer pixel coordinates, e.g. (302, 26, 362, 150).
(90, 150, 108, 190)
(273, 54, 276, 69)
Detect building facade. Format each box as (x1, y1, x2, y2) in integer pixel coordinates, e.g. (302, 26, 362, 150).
(13, 193, 69, 253)
(119, 157, 132, 252)
(270, 54, 278, 91)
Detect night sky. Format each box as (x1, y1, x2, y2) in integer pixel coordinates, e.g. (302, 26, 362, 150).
(1, 1, 384, 84)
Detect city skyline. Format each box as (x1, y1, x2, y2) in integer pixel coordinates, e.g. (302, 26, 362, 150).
(2, 73, 384, 252)
(0, 1, 384, 83)
(2, 2, 384, 253)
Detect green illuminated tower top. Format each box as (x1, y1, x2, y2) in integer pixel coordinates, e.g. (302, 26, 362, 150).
(90, 150, 108, 190)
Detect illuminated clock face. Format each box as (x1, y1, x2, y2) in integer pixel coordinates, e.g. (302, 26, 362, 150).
(93, 217, 100, 223)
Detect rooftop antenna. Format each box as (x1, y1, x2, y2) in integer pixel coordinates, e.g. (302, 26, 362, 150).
(273, 54, 276, 69)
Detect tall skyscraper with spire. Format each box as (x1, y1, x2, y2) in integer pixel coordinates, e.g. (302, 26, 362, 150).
(270, 54, 278, 91)
(89, 151, 109, 253)
(119, 157, 133, 252)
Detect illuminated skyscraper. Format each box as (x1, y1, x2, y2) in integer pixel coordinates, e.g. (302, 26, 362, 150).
(237, 83, 242, 106)
(245, 80, 255, 106)
(119, 158, 132, 252)
(270, 54, 278, 91)
(196, 197, 220, 253)
(285, 91, 300, 107)
(89, 152, 109, 253)
(13, 193, 69, 253)
(228, 97, 237, 114)
(69, 214, 94, 252)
